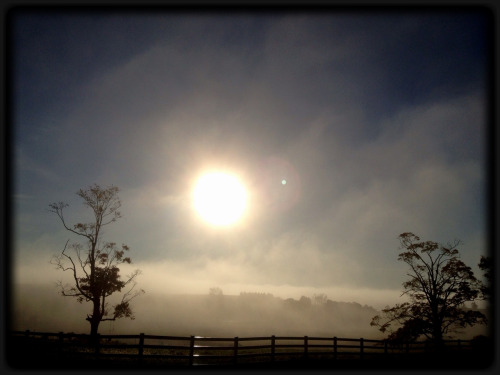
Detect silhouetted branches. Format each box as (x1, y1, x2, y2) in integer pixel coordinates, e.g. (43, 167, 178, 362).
(50, 184, 144, 339)
(371, 232, 486, 345)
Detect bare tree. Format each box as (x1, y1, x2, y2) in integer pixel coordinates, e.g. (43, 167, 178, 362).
(370, 232, 486, 345)
(50, 184, 144, 340)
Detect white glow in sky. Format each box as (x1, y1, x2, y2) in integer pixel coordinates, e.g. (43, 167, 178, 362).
(10, 10, 490, 330)
(193, 172, 247, 226)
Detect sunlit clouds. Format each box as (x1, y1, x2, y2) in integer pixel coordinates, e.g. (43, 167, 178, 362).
(10, 10, 490, 335)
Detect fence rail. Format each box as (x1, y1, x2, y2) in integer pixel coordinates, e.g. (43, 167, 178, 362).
(9, 330, 475, 367)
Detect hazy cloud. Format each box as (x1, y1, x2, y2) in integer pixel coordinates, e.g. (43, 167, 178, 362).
(10, 10, 490, 335)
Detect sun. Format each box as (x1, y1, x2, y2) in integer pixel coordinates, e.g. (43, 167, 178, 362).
(193, 172, 247, 226)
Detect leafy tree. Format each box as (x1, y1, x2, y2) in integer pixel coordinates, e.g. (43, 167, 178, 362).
(370, 232, 486, 345)
(313, 293, 328, 306)
(50, 184, 144, 340)
(478, 255, 493, 301)
(299, 296, 312, 308)
(209, 287, 223, 296)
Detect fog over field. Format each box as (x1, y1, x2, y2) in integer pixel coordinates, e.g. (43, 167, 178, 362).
(11, 283, 488, 340)
(9, 9, 491, 345)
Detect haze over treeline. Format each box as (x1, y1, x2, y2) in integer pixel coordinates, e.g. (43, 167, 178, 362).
(11, 283, 488, 340)
(10, 10, 491, 347)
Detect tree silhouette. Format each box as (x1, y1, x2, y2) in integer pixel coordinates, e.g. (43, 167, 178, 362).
(370, 232, 486, 345)
(478, 255, 493, 301)
(313, 293, 328, 306)
(50, 184, 144, 340)
(209, 287, 223, 296)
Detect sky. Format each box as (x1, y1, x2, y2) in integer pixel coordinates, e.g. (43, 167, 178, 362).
(8, 8, 492, 319)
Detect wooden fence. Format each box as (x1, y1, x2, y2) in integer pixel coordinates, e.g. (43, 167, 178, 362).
(9, 330, 475, 367)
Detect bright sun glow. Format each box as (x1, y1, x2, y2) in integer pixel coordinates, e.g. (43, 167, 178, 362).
(193, 172, 247, 226)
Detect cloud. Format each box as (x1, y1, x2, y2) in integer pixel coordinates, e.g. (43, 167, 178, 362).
(11, 13, 489, 336)
(15, 147, 59, 182)
(99, 259, 403, 311)
(12, 194, 33, 200)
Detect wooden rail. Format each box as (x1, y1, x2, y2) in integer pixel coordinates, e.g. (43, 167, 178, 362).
(9, 330, 474, 367)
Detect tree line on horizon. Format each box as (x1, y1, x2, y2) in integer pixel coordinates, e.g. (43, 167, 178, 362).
(47, 184, 492, 346)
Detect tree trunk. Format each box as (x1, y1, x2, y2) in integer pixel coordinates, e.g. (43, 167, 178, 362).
(90, 319, 100, 337)
(88, 299, 101, 345)
(432, 324, 444, 352)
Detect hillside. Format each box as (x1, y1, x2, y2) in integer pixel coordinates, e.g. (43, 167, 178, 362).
(10, 283, 488, 340)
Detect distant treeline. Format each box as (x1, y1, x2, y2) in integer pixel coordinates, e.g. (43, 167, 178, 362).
(11, 284, 488, 340)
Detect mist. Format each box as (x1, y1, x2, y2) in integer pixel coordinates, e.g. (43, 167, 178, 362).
(11, 282, 488, 341)
(10, 283, 379, 339)
(10, 10, 490, 347)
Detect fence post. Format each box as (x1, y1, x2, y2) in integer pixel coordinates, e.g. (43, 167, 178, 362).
(304, 336, 308, 360)
(58, 332, 64, 359)
(25, 330, 30, 338)
(189, 336, 195, 366)
(384, 340, 388, 355)
(233, 337, 238, 365)
(94, 334, 101, 359)
(271, 335, 276, 362)
(333, 337, 337, 360)
(360, 338, 364, 360)
(457, 339, 461, 351)
(405, 341, 409, 355)
(138, 333, 144, 364)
